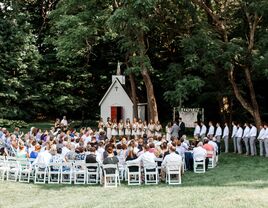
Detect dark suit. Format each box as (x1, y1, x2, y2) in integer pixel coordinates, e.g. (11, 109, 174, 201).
(178, 122, 185, 138)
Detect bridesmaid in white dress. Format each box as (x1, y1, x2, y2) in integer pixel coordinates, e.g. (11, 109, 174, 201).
(124, 118, 132, 139)
(131, 118, 138, 139)
(98, 118, 105, 133)
(155, 120, 162, 138)
(118, 119, 124, 137)
(148, 119, 155, 138)
(142, 120, 148, 137)
(106, 117, 112, 140)
(165, 122, 172, 141)
(111, 119, 118, 137)
(136, 119, 143, 138)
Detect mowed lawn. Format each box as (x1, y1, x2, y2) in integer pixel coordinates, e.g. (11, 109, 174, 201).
(1, 154, 268, 208)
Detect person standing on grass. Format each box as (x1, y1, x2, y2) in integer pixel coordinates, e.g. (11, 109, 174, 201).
(242, 123, 250, 155)
(207, 121, 215, 139)
(200, 121, 207, 141)
(231, 122, 238, 153)
(249, 123, 257, 156)
(215, 123, 222, 154)
(236, 123, 243, 154)
(257, 125, 265, 156)
(263, 124, 268, 157)
(170, 121, 180, 139)
(222, 122, 229, 153)
(178, 117, 185, 139)
(193, 121, 201, 140)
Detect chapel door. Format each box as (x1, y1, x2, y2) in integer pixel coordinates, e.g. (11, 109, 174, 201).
(111, 106, 123, 122)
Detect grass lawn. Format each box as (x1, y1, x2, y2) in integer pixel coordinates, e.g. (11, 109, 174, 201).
(1, 154, 268, 208)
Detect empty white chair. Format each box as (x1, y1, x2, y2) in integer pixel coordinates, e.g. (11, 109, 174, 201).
(34, 163, 47, 184)
(0, 156, 9, 181)
(126, 162, 141, 185)
(102, 164, 120, 188)
(7, 159, 20, 182)
(61, 162, 73, 184)
(144, 162, 158, 185)
(18, 159, 32, 183)
(165, 162, 182, 185)
(73, 161, 86, 184)
(86, 163, 99, 184)
(193, 157, 206, 173)
(48, 163, 62, 184)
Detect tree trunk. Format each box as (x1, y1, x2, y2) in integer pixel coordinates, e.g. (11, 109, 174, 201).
(129, 73, 138, 119)
(141, 67, 158, 122)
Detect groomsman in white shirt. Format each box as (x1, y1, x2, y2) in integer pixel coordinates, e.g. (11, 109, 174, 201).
(257, 125, 265, 156)
(236, 123, 243, 154)
(223, 122, 229, 153)
(200, 121, 207, 141)
(207, 121, 215, 139)
(242, 123, 250, 155)
(193, 121, 201, 140)
(249, 123, 257, 156)
(215, 122, 222, 154)
(263, 124, 268, 157)
(231, 122, 238, 153)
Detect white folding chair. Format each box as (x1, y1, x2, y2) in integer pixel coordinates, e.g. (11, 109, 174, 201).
(165, 162, 182, 185)
(61, 162, 73, 184)
(73, 161, 86, 184)
(144, 162, 158, 185)
(0, 156, 9, 181)
(155, 157, 163, 178)
(48, 163, 62, 184)
(34, 163, 47, 184)
(126, 162, 141, 185)
(207, 151, 216, 169)
(118, 163, 126, 181)
(193, 157, 206, 173)
(6, 159, 20, 182)
(102, 164, 120, 188)
(18, 159, 32, 183)
(86, 163, 99, 184)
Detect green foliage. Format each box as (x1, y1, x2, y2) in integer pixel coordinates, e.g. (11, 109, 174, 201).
(0, 119, 28, 128)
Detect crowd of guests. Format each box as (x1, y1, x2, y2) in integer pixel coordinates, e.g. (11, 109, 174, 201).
(0, 116, 217, 182)
(193, 121, 268, 157)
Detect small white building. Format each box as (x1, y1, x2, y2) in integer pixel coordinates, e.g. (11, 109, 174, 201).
(99, 65, 134, 122)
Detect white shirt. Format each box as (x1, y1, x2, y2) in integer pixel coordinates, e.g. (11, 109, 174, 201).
(215, 126, 222, 137)
(223, 126, 229, 137)
(32, 150, 52, 166)
(263, 128, 268, 139)
(243, 126, 250, 138)
(257, 128, 265, 140)
(249, 126, 257, 137)
(161, 152, 182, 169)
(61, 119, 68, 126)
(194, 125, 200, 136)
(128, 151, 156, 168)
(61, 146, 70, 158)
(200, 125, 207, 136)
(231, 125, 237, 138)
(236, 127, 243, 138)
(207, 126, 215, 136)
(193, 146, 207, 161)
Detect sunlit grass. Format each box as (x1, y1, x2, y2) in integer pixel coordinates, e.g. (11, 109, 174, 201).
(1, 154, 268, 208)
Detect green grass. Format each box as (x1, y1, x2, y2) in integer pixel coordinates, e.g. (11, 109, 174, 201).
(1, 154, 268, 208)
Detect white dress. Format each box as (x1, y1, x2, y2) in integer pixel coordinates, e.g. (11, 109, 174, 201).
(106, 122, 112, 139)
(111, 123, 118, 136)
(148, 124, 155, 137)
(155, 124, 162, 137)
(125, 123, 131, 136)
(118, 123, 124, 136)
(166, 126, 172, 141)
(132, 123, 137, 137)
(142, 125, 148, 137)
(136, 123, 143, 136)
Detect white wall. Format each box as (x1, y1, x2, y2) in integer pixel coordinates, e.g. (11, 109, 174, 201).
(100, 80, 133, 122)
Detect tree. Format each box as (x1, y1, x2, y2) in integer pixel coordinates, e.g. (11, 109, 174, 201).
(189, 0, 268, 127)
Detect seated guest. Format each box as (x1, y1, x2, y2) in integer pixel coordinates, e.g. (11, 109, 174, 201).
(74, 147, 86, 160)
(50, 147, 65, 163)
(32, 143, 52, 166)
(126, 146, 138, 172)
(85, 147, 101, 164)
(17, 143, 28, 158)
(103, 146, 119, 174)
(161, 145, 182, 181)
(203, 138, 214, 158)
(208, 137, 218, 155)
(193, 142, 208, 170)
(65, 144, 76, 161)
(30, 144, 41, 159)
